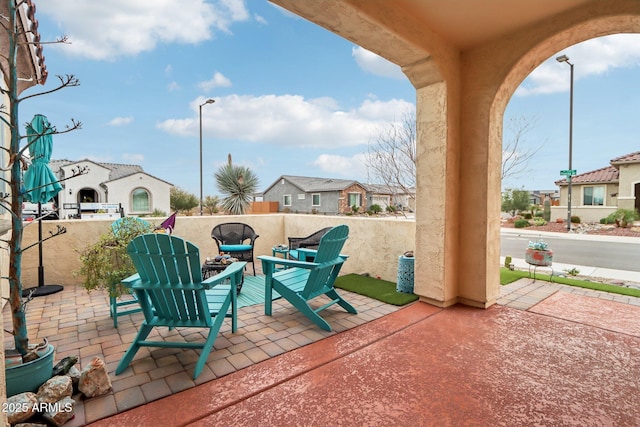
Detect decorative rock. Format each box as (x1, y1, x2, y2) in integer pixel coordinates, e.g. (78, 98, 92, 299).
(78, 357, 112, 398)
(68, 365, 82, 392)
(37, 376, 73, 404)
(6, 392, 38, 424)
(41, 396, 75, 427)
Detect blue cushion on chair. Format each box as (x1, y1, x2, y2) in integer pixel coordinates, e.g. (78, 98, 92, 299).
(220, 244, 253, 252)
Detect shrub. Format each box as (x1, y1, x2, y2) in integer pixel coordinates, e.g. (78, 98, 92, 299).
(370, 204, 383, 214)
(514, 219, 530, 228)
(533, 218, 547, 226)
(543, 199, 551, 222)
(534, 211, 544, 218)
(570, 216, 581, 224)
(604, 209, 639, 227)
(523, 213, 532, 219)
(563, 267, 580, 276)
(386, 205, 397, 213)
(504, 256, 512, 269)
(76, 217, 154, 298)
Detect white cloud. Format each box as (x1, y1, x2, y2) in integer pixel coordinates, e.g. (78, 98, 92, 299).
(352, 46, 406, 80)
(198, 72, 233, 92)
(517, 34, 640, 96)
(167, 81, 180, 92)
(312, 153, 368, 178)
(107, 116, 133, 126)
(156, 94, 415, 149)
(38, 0, 250, 60)
(254, 14, 268, 25)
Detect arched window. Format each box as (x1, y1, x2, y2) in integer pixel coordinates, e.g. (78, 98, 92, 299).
(132, 188, 150, 212)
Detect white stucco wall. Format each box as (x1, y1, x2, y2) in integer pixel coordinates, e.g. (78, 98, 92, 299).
(57, 161, 171, 218)
(106, 173, 171, 216)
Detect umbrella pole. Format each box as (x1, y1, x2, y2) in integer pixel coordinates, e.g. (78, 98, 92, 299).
(23, 202, 64, 297)
(38, 202, 44, 287)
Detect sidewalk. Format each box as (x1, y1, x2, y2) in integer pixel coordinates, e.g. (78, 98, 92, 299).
(500, 227, 640, 285)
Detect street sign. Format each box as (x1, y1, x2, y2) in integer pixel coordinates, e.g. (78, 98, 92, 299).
(560, 169, 576, 176)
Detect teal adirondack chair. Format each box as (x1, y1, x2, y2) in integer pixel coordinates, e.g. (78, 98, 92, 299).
(115, 233, 244, 379)
(258, 225, 356, 331)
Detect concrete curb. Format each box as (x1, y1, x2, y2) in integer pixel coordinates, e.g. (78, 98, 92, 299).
(500, 227, 640, 244)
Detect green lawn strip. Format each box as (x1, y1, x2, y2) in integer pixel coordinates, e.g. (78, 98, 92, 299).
(500, 268, 640, 298)
(335, 274, 419, 306)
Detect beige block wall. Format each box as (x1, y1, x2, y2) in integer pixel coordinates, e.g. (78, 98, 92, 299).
(13, 214, 415, 293)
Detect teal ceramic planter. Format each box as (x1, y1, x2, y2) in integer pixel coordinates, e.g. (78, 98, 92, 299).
(5, 344, 55, 397)
(397, 255, 415, 293)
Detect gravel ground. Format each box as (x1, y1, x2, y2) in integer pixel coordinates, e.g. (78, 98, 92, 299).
(501, 220, 640, 238)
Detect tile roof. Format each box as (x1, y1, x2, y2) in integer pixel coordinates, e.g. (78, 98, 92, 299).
(555, 166, 618, 186)
(264, 175, 415, 195)
(610, 151, 640, 164)
(362, 183, 415, 194)
(281, 175, 360, 192)
(24, 0, 47, 84)
(554, 151, 640, 186)
(50, 159, 170, 185)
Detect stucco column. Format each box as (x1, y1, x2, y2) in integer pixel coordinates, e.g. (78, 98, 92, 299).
(413, 80, 461, 307)
(411, 53, 500, 308)
(453, 52, 503, 308)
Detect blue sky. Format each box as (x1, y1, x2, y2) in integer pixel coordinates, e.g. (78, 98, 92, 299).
(21, 1, 640, 198)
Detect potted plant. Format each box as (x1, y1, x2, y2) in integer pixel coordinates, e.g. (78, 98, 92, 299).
(1, 1, 81, 396)
(525, 239, 553, 267)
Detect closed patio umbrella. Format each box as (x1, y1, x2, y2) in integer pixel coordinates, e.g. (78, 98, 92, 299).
(22, 114, 64, 296)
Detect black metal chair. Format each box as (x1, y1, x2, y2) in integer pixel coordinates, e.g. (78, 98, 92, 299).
(211, 223, 259, 275)
(287, 227, 332, 261)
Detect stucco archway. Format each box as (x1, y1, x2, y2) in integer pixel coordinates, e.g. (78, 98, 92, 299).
(272, 0, 640, 308)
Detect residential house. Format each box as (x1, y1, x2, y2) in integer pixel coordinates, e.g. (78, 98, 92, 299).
(262, 175, 367, 214)
(552, 151, 640, 223)
(364, 183, 416, 212)
(529, 190, 559, 207)
(51, 159, 172, 219)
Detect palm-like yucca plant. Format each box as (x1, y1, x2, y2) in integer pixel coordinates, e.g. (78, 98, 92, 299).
(215, 154, 259, 215)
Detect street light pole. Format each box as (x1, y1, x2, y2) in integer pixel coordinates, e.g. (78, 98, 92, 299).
(556, 54, 574, 231)
(199, 98, 216, 216)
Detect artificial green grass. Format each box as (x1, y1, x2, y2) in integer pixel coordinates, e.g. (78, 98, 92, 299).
(335, 274, 419, 306)
(500, 268, 640, 298)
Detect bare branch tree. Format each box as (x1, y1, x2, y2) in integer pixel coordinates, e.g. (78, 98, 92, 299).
(366, 113, 543, 209)
(501, 115, 545, 181)
(366, 113, 416, 202)
(1, 0, 83, 357)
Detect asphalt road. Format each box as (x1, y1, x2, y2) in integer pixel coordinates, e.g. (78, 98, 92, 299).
(500, 231, 640, 272)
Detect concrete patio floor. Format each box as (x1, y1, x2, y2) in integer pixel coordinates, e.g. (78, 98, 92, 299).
(4, 277, 640, 426)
